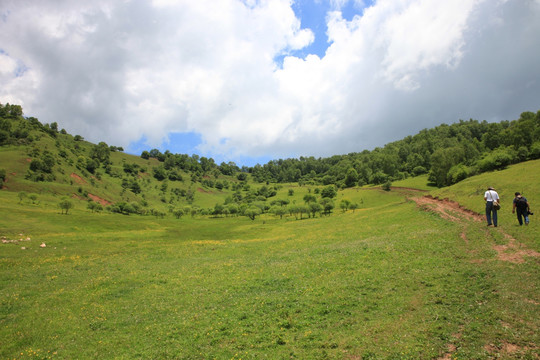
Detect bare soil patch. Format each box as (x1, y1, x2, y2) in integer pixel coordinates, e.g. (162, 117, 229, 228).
(88, 193, 112, 206)
(410, 194, 483, 223)
(484, 341, 539, 358)
(197, 187, 213, 193)
(410, 194, 540, 264)
(70, 173, 86, 185)
(494, 234, 540, 264)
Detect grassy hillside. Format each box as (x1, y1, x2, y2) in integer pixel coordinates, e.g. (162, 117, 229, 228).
(1, 105, 539, 358)
(1, 159, 539, 359)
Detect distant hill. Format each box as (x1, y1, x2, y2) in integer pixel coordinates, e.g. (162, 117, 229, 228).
(1, 103, 539, 217)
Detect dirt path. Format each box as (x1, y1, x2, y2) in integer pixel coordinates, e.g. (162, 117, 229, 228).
(397, 189, 540, 359)
(398, 190, 540, 265)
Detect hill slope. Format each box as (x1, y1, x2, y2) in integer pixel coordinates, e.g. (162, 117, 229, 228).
(1, 158, 539, 358)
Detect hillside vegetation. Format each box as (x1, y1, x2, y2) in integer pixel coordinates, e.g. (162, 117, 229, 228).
(1, 102, 539, 219)
(1, 103, 539, 359)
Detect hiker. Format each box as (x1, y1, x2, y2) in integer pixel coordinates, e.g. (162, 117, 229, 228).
(484, 186, 499, 227)
(512, 192, 530, 226)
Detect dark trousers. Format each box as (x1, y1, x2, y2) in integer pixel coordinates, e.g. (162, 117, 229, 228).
(516, 208, 529, 225)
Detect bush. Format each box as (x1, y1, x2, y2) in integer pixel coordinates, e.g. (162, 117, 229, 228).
(530, 141, 540, 159)
(321, 185, 337, 198)
(370, 171, 388, 185)
(173, 209, 184, 219)
(87, 201, 103, 213)
(108, 202, 140, 215)
(0, 130, 9, 145)
(382, 181, 392, 191)
(412, 166, 427, 176)
(58, 198, 74, 214)
(153, 166, 167, 181)
(477, 147, 516, 172)
(447, 164, 470, 184)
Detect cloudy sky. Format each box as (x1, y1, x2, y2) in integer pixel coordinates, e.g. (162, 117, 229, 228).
(1, 0, 540, 166)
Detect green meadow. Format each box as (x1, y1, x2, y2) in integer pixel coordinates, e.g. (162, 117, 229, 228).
(1, 161, 539, 359)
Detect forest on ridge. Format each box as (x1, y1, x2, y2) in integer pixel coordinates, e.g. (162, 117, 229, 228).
(1, 103, 539, 194)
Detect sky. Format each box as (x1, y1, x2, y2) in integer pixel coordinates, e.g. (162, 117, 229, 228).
(1, 0, 540, 167)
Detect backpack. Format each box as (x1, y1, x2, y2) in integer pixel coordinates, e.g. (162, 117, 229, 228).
(516, 197, 528, 209)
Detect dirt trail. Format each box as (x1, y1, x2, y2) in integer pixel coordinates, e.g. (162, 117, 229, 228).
(397, 189, 540, 264)
(396, 189, 540, 360)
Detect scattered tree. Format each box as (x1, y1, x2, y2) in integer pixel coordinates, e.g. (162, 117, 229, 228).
(244, 206, 262, 220)
(58, 198, 74, 214)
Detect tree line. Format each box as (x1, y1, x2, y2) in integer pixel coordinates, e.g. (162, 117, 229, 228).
(246, 111, 540, 187)
(2, 103, 539, 190)
(138, 110, 539, 188)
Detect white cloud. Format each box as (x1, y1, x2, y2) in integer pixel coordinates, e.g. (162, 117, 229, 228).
(1, 0, 539, 163)
(375, 0, 482, 90)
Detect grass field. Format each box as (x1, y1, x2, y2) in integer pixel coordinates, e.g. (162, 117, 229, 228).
(1, 162, 539, 359)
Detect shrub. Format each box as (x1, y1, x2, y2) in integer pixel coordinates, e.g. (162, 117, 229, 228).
(477, 147, 516, 172)
(0, 169, 6, 188)
(173, 209, 184, 219)
(530, 141, 540, 159)
(370, 171, 388, 185)
(87, 201, 103, 213)
(447, 164, 470, 184)
(58, 198, 74, 214)
(321, 185, 337, 198)
(412, 166, 427, 176)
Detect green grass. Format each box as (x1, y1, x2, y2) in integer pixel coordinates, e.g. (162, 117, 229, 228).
(392, 174, 433, 191)
(1, 164, 539, 359)
(431, 159, 540, 245)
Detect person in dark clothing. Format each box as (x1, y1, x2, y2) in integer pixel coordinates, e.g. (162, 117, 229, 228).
(512, 192, 530, 226)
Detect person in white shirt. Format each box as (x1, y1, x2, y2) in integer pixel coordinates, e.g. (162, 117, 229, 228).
(484, 186, 500, 227)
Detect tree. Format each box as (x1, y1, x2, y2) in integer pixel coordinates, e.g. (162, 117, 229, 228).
(447, 164, 470, 184)
(213, 203, 224, 217)
(90, 142, 110, 164)
(340, 199, 351, 212)
(428, 147, 465, 187)
(227, 204, 239, 217)
(153, 166, 167, 181)
(321, 185, 337, 198)
(87, 201, 103, 213)
(344, 168, 359, 187)
(50, 122, 58, 133)
(320, 198, 335, 215)
(270, 205, 287, 219)
(129, 180, 142, 194)
(18, 191, 28, 203)
(0, 169, 5, 188)
(309, 202, 323, 218)
(85, 158, 98, 174)
(297, 204, 309, 219)
(29, 193, 38, 204)
(0, 130, 9, 145)
(271, 198, 290, 207)
(58, 198, 74, 214)
(382, 180, 392, 191)
(476, 147, 516, 172)
(244, 206, 261, 220)
(173, 208, 184, 219)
